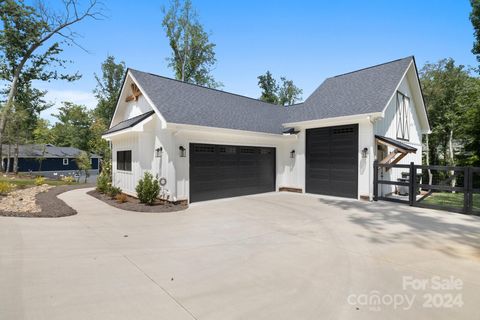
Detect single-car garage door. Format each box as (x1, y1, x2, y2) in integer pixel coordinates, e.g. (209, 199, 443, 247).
(189, 143, 276, 202)
(306, 124, 358, 198)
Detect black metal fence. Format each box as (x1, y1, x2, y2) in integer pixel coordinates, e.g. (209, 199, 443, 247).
(373, 161, 480, 215)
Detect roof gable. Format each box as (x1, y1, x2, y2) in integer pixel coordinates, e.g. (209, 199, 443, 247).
(129, 69, 288, 134)
(109, 56, 427, 135)
(286, 57, 413, 123)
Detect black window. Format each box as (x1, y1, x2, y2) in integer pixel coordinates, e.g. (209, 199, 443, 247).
(396, 91, 410, 141)
(117, 150, 132, 171)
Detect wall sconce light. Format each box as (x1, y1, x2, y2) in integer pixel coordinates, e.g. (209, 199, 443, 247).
(155, 147, 163, 158)
(290, 150, 295, 159)
(362, 147, 368, 159)
(179, 146, 186, 157)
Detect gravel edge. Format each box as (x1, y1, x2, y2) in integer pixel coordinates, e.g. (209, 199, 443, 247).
(0, 184, 94, 218)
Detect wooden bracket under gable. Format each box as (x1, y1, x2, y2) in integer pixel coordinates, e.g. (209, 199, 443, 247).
(125, 83, 142, 102)
(376, 138, 414, 171)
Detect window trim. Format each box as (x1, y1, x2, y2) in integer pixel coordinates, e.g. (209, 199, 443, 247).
(396, 91, 410, 141)
(63, 158, 69, 166)
(116, 150, 132, 172)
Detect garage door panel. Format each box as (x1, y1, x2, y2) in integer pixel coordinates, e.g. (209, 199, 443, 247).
(190, 143, 276, 202)
(306, 124, 358, 199)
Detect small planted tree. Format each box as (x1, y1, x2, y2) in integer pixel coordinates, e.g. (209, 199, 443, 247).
(76, 151, 91, 183)
(135, 172, 160, 205)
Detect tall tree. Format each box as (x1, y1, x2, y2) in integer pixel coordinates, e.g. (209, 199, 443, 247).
(420, 59, 471, 170)
(470, 0, 480, 64)
(278, 77, 303, 106)
(257, 71, 278, 104)
(51, 102, 93, 151)
(257, 71, 302, 106)
(162, 0, 220, 88)
(0, 0, 102, 149)
(93, 55, 126, 124)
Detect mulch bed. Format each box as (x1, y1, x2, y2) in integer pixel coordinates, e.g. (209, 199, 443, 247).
(0, 184, 94, 218)
(87, 189, 188, 213)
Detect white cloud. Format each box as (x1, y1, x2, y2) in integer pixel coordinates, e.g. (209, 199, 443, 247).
(41, 89, 97, 123)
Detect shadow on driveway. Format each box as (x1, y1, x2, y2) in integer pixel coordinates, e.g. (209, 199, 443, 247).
(317, 197, 480, 260)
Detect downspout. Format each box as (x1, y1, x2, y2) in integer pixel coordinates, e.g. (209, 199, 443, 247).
(368, 115, 382, 201)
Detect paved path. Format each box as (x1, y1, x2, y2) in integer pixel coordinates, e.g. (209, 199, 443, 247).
(1, 188, 479, 319)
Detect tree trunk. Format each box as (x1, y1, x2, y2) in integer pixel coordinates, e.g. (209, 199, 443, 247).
(448, 129, 456, 189)
(13, 140, 19, 174)
(6, 144, 11, 174)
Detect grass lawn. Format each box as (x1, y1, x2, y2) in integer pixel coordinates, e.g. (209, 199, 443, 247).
(422, 192, 480, 211)
(0, 175, 77, 187)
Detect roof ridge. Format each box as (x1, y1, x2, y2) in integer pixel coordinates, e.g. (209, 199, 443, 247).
(329, 56, 413, 79)
(128, 68, 284, 108)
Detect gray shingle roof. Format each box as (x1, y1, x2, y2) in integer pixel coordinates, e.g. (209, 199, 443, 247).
(104, 110, 155, 135)
(375, 135, 417, 152)
(130, 69, 288, 134)
(1, 144, 101, 158)
(285, 56, 413, 123)
(127, 56, 414, 134)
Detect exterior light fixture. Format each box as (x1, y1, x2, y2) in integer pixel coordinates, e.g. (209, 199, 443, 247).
(155, 147, 163, 157)
(290, 150, 295, 159)
(362, 147, 368, 158)
(179, 146, 186, 157)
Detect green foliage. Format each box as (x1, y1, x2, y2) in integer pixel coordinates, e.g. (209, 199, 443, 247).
(75, 151, 92, 183)
(96, 174, 110, 194)
(51, 102, 93, 151)
(257, 71, 302, 106)
(257, 71, 278, 104)
(0, 181, 16, 194)
(420, 58, 478, 166)
(135, 172, 160, 205)
(278, 77, 303, 106)
(96, 160, 112, 193)
(162, 0, 221, 88)
(471, 0, 480, 64)
(106, 185, 122, 199)
(93, 55, 126, 124)
(34, 176, 45, 186)
(61, 176, 75, 185)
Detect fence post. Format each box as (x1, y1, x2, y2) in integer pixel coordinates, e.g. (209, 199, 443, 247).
(464, 167, 471, 214)
(409, 162, 415, 206)
(373, 160, 378, 201)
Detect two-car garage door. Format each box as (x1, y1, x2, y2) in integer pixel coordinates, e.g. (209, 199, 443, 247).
(189, 143, 276, 202)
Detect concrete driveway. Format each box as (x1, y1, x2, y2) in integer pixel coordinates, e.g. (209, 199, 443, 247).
(1, 189, 479, 320)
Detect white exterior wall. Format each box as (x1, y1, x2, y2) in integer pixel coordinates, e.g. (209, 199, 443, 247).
(108, 66, 428, 202)
(172, 126, 297, 201)
(374, 68, 424, 196)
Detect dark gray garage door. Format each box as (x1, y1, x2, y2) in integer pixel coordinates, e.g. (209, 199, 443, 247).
(189, 143, 276, 202)
(306, 124, 358, 198)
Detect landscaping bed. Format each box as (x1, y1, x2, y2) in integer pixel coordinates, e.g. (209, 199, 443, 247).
(0, 184, 94, 218)
(87, 189, 188, 213)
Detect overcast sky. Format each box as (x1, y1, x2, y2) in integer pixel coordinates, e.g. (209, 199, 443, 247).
(35, 0, 477, 123)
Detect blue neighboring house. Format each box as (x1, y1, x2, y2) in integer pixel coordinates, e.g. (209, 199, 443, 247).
(2, 144, 101, 175)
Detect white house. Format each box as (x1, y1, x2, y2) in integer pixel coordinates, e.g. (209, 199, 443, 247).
(102, 56, 430, 203)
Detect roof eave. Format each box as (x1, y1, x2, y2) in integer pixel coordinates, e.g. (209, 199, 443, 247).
(283, 112, 383, 128)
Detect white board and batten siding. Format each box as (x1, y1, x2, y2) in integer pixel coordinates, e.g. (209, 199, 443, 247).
(374, 68, 424, 195)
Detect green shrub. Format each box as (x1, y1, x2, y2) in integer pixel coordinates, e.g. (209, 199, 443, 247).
(0, 181, 16, 195)
(106, 185, 122, 199)
(96, 174, 110, 193)
(61, 176, 76, 185)
(35, 176, 45, 186)
(135, 172, 160, 205)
